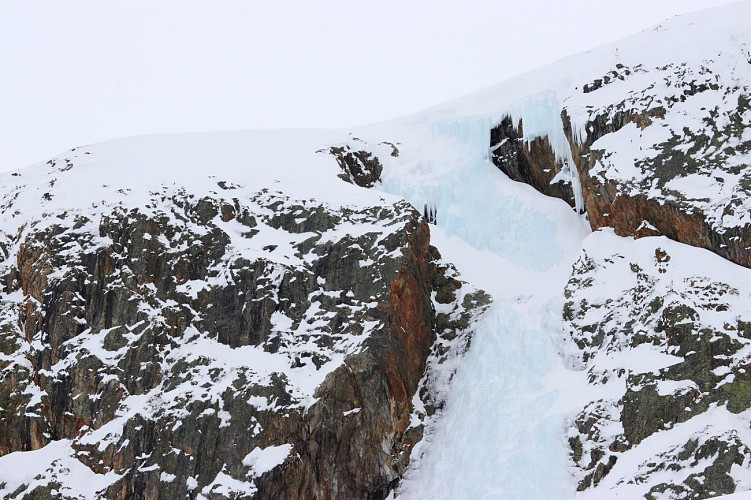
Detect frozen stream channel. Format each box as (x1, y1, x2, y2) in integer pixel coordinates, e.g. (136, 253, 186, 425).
(378, 117, 591, 499)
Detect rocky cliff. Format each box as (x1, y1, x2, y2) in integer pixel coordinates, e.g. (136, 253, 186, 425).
(490, 16, 751, 270)
(564, 232, 751, 498)
(562, 60, 751, 270)
(0, 140, 489, 498)
(490, 116, 577, 209)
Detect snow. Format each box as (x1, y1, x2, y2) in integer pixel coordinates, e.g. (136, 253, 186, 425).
(594, 343, 683, 376)
(397, 302, 581, 499)
(0, 440, 121, 498)
(665, 173, 731, 202)
(199, 470, 256, 498)
(713, 493, 751, 500)
(577, 406, 751, 500)
(242, 444, 293, 476)
(0, 129, 405, 249)
(563, 227, 751, 497)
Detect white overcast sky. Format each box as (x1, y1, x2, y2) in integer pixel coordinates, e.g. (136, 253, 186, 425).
(0, 0, 740, 171)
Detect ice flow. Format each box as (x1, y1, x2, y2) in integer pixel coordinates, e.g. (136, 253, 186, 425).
(380, 115, 590, 499)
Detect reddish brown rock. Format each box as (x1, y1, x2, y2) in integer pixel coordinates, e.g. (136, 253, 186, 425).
(0, 194, 487, 499)
(490, 116, 577, 209)
(561, 109, 751, 269)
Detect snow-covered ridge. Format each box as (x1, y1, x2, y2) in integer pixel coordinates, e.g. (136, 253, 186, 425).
(0, 130, 403, 234)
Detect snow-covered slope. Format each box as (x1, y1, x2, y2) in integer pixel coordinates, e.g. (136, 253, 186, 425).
(0, 134, 490, 498)
(2, 2, 751, 499)
(566, 231, 751, 498)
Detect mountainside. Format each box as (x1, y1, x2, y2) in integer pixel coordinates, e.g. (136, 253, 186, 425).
(3, 2, 751, 499)
(483, 2, 751, 271)
(0, 137, 490, 498)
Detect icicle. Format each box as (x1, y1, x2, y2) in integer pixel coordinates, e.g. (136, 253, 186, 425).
(568, 159, 585, 214)
(505, 91, 586, 214)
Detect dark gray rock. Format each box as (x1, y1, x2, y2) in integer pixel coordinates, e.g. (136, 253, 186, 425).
(0, 186, 487, 499)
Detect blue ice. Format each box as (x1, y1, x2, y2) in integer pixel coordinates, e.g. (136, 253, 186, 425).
(380, 114, 581, 499)
(381, 116, 565, 272)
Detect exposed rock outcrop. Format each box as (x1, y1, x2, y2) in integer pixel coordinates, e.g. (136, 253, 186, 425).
(0, 156, 488, 498)
(490, 116, 576, 208)
(490, 55, 751, 270)
(325, 145, 385, 188)
(562, 80, 751, 270)
(563, 232, 751, 497)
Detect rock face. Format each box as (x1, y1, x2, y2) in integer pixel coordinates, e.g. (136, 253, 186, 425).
(490, 116, 576, 208)
(0, 147, 489, 498)
(563, 231, 751, 498)
(324, 139, 399, 189)
(562, 60, 751, 270)
(490, 49, 751, 270)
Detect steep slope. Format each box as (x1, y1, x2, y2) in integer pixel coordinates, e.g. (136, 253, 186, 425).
(562, 27, 751, 270)
(478, 2, 751, 270)
(0, 135, 489, 498)
(566, 231, 751, 498)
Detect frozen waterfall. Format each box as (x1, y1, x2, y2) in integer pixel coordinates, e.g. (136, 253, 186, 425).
(380, 115, 591, 499)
